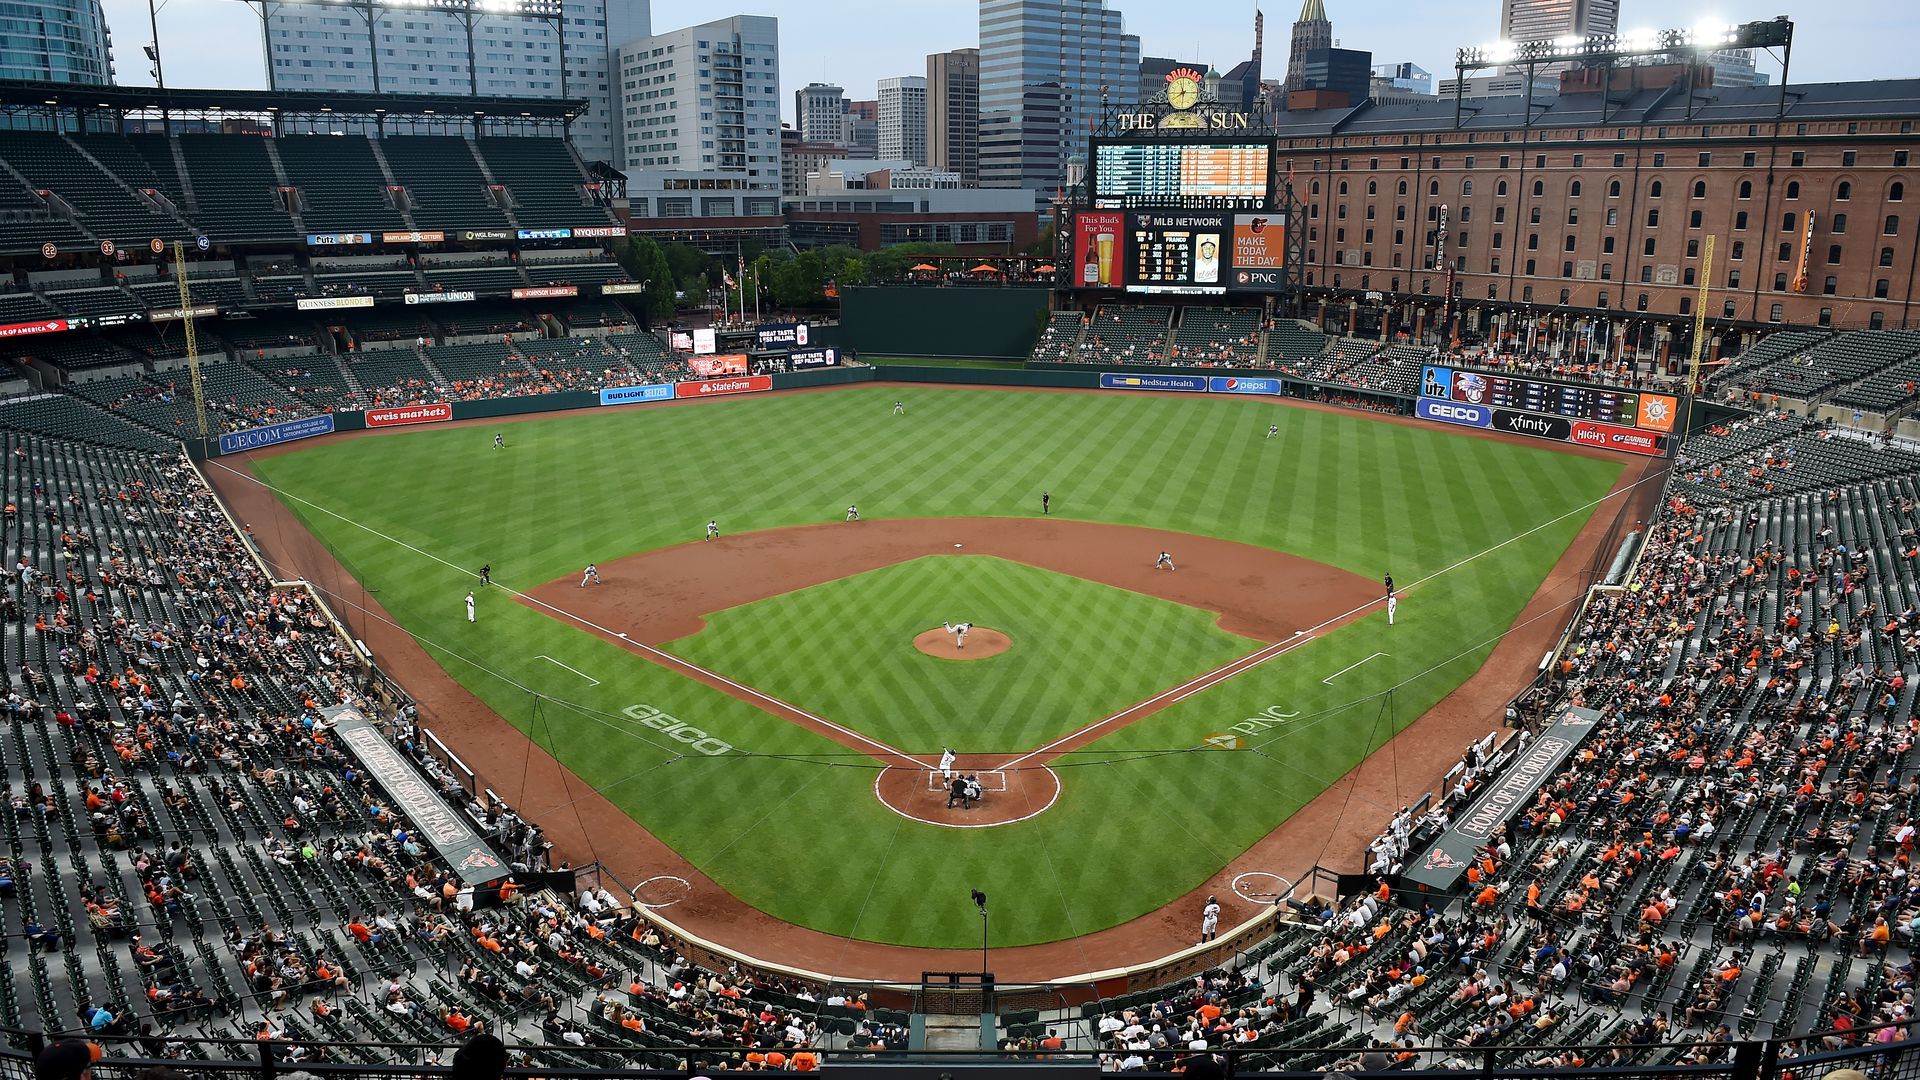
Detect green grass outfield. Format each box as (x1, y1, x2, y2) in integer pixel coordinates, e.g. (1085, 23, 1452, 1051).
(250, 384, 1624, 949)
(665, 555, 1260, 754)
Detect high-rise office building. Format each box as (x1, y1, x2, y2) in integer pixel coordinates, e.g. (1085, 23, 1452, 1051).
(795, 82, 848, 145)
(615, 14, 781, 193)
(1285, 0, 1331, 96)
(1703, 48, 1769, 87)
(1499, 0, 1619, 75)
(265, 0, 636, 164)
(878, 76, 928, 165)
(927, 49, 980, 186)
(979, 0, 1138, 192)
(1, 0, 111, 84)
(846, 99, 880, 158)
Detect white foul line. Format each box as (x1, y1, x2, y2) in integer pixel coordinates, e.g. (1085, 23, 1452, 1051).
(1321, 651, 1389, 685)
(537, 654, 601, 685)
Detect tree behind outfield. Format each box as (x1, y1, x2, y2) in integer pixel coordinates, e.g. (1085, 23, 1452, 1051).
(622, 236, 678, 320)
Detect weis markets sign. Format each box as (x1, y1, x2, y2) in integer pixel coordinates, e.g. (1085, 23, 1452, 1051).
(326, 705, 510, 884)
(217, 414, 335, 455)
(364, 403, 452, 428)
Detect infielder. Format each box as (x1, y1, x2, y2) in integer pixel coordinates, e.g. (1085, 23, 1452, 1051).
(1200, 895, 1221, 942)
(493, 433, 504, 449)
(1042, 490, 1051, 515)
(1154, 551, 1175, 571)
(1266, 423, 1279, 439)
(893, 400, 905, 415)
(1387, 593, 1399, 625)
(579, 563, 601, 588)
(465, 591, 476, 623)
(845, 504, 861, 522)
(939, 747, 956, 781)
(944, 621, 972, 649)
(705, 520, 720, 542)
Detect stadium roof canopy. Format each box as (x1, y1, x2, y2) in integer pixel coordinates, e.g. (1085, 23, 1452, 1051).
(0, 79, 589, 125)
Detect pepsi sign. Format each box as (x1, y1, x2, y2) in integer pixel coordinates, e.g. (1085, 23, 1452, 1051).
(1208, 376, 1283, 396)
(1416, 397, 1491, 428)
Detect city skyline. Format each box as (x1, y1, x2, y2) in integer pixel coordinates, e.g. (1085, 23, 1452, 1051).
(98, 0, 1918, 129)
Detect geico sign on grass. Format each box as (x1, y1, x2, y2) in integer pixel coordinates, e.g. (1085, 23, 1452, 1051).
(1224, 704, 1299, 738)
(622, 704, 735, 756)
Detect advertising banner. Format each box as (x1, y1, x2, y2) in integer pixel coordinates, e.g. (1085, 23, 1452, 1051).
(364, 403, 452, 428)
(297, 295, 374, 311)
(1570, 420, 1668, 457)
(788, 347, 839, 369)
(147, 305, 218, 322)
(754, 322, 811, 350)
(1073, 211, 1126, 290)
(326, 705, 510, 885)
(511, 285, 578, 300)
(217, 414, 335, 455)
(1636, 393, 1678, 433)
(689, 353, 749, 377)
(517, 228, 573, 240)
(675, 375, 772, 399)
(463, 230, 513, 242)
(573, 225, 627, 238)
(0, 318, 71, 339)
(1416, 396, 1491, 428)
(669, 331, 695, 351)
(601, 282, 645, 295)
(1208, 376, 1282, 395)
(382, 230, 445, 244)
(1099, 372, 1208, 392)
(1229, 212, 1286, 292)
(1404, 707, 1600, 891)
(599, 384, 675, 405)
(404, 291, 476, 305)
(305, 232, 373, 246)
(691, 327, 717, 355)
(1491, 409, 1572, 441)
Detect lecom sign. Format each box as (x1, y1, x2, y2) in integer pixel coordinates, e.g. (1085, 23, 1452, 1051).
(364, 403, 453, 428)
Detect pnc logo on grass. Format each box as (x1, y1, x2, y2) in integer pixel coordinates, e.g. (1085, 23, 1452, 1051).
(622, 703, 736, 756)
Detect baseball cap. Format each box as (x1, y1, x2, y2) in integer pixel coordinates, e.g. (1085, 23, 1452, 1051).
(33, 1040, 98, 1080)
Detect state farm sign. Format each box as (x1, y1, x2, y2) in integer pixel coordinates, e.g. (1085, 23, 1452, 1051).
(674, 375, 771, 398)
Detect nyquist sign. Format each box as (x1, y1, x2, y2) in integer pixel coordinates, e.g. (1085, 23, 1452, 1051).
(1416, 397, 1490, 428)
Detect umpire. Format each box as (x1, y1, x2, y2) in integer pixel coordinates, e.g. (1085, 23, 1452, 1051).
(947, 775, 968, 809)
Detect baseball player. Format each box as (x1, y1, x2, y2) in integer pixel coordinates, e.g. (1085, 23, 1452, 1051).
(493, 433, 504, 449)
(944, 622, 971, 649)
(1200, 895, 1221, 942)
(705, 520, 720, 542)
(964, 775, 983, 808)
(465, 591, 476, 623)
(477, 564, 492, 587)
(579, 563, 600, 588)
(1266, 423, 1279, 439)
(939, 747, 956, 781)
(845, 504, 861, 522)
(1154, 551, 1175, 571)
(893, 400, 905, 415)
(1387, 593, 1399, 625)
(1042, 490, 1051, 515)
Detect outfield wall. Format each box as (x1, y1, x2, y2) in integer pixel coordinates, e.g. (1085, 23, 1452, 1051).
(839, 286, 1052, 358)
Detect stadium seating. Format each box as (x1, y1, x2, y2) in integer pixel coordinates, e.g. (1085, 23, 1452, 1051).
(1027, 311, 1086, 363)
(515, 336, 645, 393)
(422, 266, 528, 294)
(1080, 305, 1172, 365)
(275, 135, 407, 234)
(473, 137, 609, 229)
(556, 300, 636, 331)
(1265, 320, 1328, 361)
(0, 132, 190, 243)
(0, 292, 60, 324)
(252, 351, 361, 412)
(349, 348, 443, 407)
(175, 135, 299, 243)
(125, 275, 249, 311)
(525, 262, 629, 288)
(1169, 307, 1263, 366)
(0, 173, 87, 251)
(0, 391, 176, 451)
(380, 137, 509, 230)
(45, 287, 142, 320)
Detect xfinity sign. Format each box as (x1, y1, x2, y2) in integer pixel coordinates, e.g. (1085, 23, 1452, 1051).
(1416, 397, 1490, 428)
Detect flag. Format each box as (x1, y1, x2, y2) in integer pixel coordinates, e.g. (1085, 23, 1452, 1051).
(722, 270, 736, 288)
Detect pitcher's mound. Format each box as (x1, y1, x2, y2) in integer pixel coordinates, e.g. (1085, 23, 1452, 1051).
(913, 627, 1011, 660)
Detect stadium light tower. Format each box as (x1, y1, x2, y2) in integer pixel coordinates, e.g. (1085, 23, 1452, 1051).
(235, 0, 571, 100)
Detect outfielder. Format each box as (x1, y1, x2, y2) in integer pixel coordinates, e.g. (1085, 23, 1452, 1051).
(944, 621, 972, 649)
(465, 591, 476, 623)
(493, 433, 504, 449)
(1200, 895, 1221, 942)
(1266, 423, 1279, 439)
(939, 747, 956, 781)
(705, 520, 719, 542)
(579, 563, 601, 588)
(845, 504, 861, 522)
(893, 400, 905, 415)
(1154, 551, 1175, 571)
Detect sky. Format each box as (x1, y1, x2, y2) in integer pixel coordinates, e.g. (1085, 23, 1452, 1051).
(103, 0, 1917, 126)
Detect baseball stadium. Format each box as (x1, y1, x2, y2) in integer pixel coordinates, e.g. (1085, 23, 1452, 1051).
(0, 7, 1919, 1080)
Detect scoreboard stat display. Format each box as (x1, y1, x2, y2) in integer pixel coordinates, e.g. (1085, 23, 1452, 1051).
(1093, 142, 1270, 207)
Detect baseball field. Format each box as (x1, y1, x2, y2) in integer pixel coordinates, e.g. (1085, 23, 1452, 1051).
(235, 383, 1625, 958)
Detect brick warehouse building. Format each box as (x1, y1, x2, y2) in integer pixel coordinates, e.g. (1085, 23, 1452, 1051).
(1266, 71, 1920, 365)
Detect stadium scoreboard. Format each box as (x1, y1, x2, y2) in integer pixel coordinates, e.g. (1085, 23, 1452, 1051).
(1091, 140, 1272, 210)
(1417, 364, 1679, 457)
